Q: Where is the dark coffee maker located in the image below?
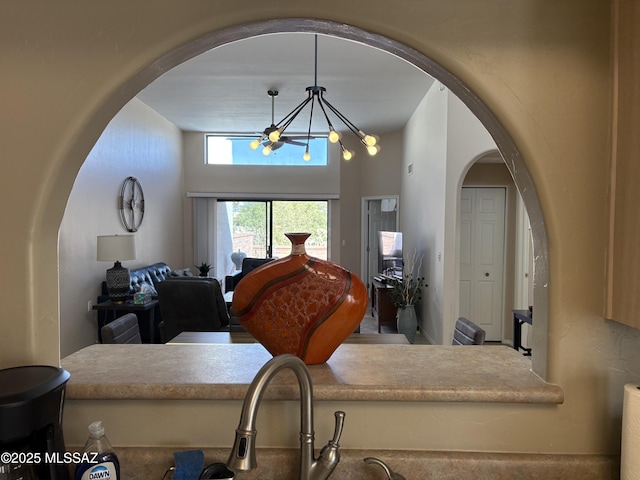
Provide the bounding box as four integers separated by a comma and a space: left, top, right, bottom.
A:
0, 365, 71, 480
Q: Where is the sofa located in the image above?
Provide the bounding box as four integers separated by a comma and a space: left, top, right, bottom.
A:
97, 262, 195, 343
224, 257, 274, 292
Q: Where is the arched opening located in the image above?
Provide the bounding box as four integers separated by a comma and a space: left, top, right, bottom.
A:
50, 19, 548, 377
456, 150, 531, 350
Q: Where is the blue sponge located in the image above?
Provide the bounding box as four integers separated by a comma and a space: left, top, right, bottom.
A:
173, 449, 205, 480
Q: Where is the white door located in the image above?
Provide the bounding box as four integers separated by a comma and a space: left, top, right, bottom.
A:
459, 187, 506, 341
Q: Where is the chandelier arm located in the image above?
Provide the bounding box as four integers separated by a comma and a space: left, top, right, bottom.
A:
252, 35, 378, 160
274, 94, 313, 134
305, 95, 316, 149
316, 97, 337, 131
321, 96, 364, 141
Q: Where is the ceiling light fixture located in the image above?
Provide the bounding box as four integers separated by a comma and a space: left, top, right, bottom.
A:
250, 90, 309, 155
249, 34, 380, 162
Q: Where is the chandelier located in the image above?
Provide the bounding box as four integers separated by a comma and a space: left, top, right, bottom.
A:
249, 34, 380, 161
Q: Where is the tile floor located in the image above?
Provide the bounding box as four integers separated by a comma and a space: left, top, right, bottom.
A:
359, 307, 430, 344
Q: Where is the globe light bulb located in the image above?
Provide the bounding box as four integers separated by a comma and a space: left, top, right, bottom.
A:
303, 151, 311, 161
262, 145, 272, 156
268, 129, 281, 142
249, 139, 261, 150
342, 149, 353, 161
367, 144, 380, 156
363, 134, 378, 146
328, 129, 340, 143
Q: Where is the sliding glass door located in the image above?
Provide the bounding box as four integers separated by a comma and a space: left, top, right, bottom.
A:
216, 200, 328, 275
222, 200, 272, 259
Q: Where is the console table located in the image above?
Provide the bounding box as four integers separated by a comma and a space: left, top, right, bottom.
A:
512, 309, 533, 356
371, 278, 398, 333
93, 299, 159, 344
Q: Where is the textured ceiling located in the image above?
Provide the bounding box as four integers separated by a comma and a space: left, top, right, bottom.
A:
136, 33, 435, 135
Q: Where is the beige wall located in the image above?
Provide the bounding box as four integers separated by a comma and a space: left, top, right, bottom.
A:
338, 130, 403, 276
3, 0, 640, 457
59, 99, 185, 356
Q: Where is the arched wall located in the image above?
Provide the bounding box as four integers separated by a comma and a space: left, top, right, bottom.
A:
3, 1, 625, 456
34, 19, 550, 374
454, 149, 523, 344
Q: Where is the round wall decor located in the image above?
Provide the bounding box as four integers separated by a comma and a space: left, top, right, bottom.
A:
118, 176, 144, 232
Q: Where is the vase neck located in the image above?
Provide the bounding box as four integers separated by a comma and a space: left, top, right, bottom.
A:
285, 233, 311, 256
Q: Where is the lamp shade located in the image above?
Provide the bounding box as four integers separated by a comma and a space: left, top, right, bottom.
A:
97, 235, 137, 262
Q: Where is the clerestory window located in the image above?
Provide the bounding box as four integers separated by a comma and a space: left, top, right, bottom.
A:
205, 134, 328, 166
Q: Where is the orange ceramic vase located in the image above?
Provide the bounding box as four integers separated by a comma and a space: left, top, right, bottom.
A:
232, 233, 368, 364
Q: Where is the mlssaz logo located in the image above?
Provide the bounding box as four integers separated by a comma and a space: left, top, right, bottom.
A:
88, 465, 111, 479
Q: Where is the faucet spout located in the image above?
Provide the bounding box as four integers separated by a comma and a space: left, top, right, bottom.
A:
227, 354, 344, 480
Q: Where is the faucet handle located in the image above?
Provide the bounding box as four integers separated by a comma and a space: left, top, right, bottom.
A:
315, 411, 345, 478
330, 411, 345, 446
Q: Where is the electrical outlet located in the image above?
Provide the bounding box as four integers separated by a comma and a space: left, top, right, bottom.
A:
87, 300, 93, 312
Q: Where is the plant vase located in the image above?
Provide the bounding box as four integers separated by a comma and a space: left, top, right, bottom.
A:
397, 305, 418, 344
232, 232, 368, 364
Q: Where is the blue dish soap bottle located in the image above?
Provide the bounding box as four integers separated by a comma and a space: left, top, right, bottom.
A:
74, 421, 120, 480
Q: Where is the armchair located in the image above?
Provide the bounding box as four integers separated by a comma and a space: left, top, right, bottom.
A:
156, 277, 230, 342
224, 257, 274, 292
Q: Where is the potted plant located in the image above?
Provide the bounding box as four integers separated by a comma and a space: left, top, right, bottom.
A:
195, 262, 211, 277
388, 252, 426, 343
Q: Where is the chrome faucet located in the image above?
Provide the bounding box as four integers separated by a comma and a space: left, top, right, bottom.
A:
227, 354, 345, 480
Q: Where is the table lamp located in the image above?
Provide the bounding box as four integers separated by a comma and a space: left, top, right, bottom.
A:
97, 234, 137, 303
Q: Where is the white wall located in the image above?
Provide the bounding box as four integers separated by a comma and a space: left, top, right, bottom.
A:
59, 99, 184, 356
401, 83, 448, 343
442, 91, 500, 342
401, 85, 497, 344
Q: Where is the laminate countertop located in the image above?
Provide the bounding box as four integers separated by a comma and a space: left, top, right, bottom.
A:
61, 343, 563, 404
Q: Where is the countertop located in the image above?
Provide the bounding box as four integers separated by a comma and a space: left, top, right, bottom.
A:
61, 343, 563, 404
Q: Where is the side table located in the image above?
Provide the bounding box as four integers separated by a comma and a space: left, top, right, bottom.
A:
512, 309, 533, 356
371, 279, 398, 333
93, 299, 160, 343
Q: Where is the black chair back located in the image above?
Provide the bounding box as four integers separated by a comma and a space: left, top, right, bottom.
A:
452, 317, 486, 345
156, 278, 230, 342
101, 313, 142, 344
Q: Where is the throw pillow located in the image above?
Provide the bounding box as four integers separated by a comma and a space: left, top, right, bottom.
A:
170, 268, 194, 277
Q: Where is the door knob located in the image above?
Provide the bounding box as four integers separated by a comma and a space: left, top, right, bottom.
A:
485, 272, 490, 277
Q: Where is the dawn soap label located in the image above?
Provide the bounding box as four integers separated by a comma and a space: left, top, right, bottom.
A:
78, 462, 118, 480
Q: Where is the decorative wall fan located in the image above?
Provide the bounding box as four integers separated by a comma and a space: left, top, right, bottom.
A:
251, 90, 312, 152
118, 176, 144, 232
